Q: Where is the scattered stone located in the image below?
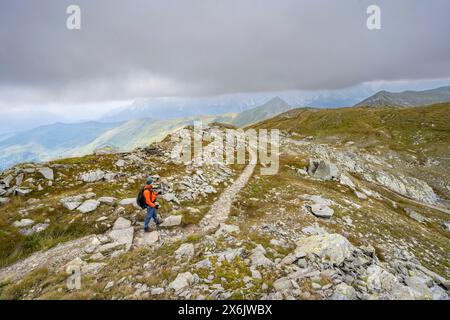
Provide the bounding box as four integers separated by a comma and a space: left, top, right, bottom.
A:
115, 159, 125, 167
159, 215, 182, 227
112, 217, 131, 230
150, 287, 165, 295
404, 208, 428, 223
60, 195, 84, 211
250, 245, 273, 267
169, 272, 195, 291
141, 231, 159, 245
308, 159, 340, 181
98, 197, 116, 206
77, 199, 100, 213
331, 283, 357, 300
13, 219, 34, 228
295, 233, 354, 266
38, 167, 54, 180
273, 277, 293, 291
215, 223, 240, 236
307, 204, 334, 218
196, 258, 212, 269
354, 191, 367, 200
119, 198, 138, 208
78, 170, 105, 183
175, 243, 195, 260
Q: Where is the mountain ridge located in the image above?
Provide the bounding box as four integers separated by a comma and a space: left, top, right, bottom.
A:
354, 86, 450, 107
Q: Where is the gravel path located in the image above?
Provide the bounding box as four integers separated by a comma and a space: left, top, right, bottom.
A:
0, 235, 96, 283
198, 164, 256, 233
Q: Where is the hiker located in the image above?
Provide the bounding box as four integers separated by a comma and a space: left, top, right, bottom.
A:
140, 178, 162, 232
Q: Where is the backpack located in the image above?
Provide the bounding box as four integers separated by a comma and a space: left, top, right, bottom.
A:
136, 187, 148, 209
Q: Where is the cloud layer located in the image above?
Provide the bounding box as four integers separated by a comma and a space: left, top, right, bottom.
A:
1, 0, 450, 107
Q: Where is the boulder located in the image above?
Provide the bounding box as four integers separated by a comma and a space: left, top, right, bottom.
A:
162, 193, 180, 204
195, 258, 212, 269
142, 231, 159, 245
77, 200, 100, 213
98, 197, 116, 206
13, 219, 35, 228
15, 174, 24, 186
339, 174, 356, 189
119, 198, 139, 208
115, 159, 125, 167
273, 277, 293, 291
38, 167, 54, 180
112, 217, 132, 230
307, 204, 334, 218
2, 175, 13, 188
308, 159, 340, 181
159, 215, 182, 227
250, 245, 274, 267
60, 195, 84, 211
78, 170, 105, 183
295, 233, 354, 266
108, 227, 134, 251
169, 272, 195, 291
331, 283, 357, 300
175, 243, 195, 260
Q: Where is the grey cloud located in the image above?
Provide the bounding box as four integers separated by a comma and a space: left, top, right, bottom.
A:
1, 0, 450, 106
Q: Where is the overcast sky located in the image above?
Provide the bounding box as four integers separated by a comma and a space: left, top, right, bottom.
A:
1, 0, 450, 116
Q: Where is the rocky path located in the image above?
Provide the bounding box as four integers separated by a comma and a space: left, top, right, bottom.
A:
0, 235, 96, 283
198, 164, 256, 233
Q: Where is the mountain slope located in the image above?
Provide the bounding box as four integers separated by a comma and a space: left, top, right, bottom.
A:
0, 122, 123, 170
354, 86, 450, 107
229, 96, 291, 127
0, 97, 290, 170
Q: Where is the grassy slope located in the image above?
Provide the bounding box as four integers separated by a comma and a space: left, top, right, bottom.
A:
252, 103, 450, 155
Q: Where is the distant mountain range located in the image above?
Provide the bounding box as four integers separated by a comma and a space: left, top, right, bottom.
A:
0, 97, 291, 170
354, 86, 450, 107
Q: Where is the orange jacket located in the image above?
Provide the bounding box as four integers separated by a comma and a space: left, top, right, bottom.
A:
143, 185, 158, 208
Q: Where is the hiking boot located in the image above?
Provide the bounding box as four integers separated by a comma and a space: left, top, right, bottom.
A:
156, 219, 163, 225
144, 227, 150, 233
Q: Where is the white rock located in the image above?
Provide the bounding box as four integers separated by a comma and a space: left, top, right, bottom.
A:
295, 233, 354, 266
108, 227, 134, 251
169, 272, 195, 291
98, 197, 116, 206
119, 198, 139, 208
273, 277, 293, 291
175, 243, 195, 260
60, 195, 84, 211
307, 204, 334, 218
78, 170, 105, 183
215, 223, 240, 236
13, 219, 35, 228
115, 159, 125, 167
141, 231, 159, 245
77, 200, 100, 213
331, 283, 357, 300
250, 245, 273, 267
160, 215, 182, 227
38, 167, 54, 180
112, 217, 131, 230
